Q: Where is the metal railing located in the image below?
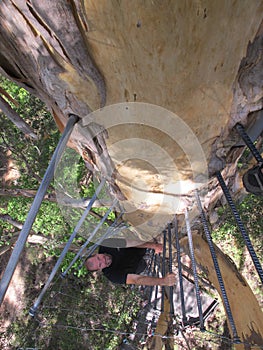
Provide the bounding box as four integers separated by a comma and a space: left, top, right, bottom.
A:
29, 178, 108, 316
0, 114, 79, 305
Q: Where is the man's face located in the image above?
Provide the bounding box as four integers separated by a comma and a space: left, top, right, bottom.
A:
86, 253, 112, 271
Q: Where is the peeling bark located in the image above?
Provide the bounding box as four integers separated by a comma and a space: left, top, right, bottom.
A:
0, 2, 262, 348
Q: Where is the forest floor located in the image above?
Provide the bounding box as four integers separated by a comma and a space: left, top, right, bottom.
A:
0, 250, 29, 348
0, 248, 58, 349
0, 200, 262, 350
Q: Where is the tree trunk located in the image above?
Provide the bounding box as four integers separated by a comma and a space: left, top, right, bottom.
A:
0, 1, 262, 348
0, 0, 262, 234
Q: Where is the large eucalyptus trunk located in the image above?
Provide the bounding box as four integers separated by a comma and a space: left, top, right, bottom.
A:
0, 1, 262, 348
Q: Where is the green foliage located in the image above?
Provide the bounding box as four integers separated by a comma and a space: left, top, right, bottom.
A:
212, 194, 263, 269
55, 147, 87, 198
60, 251, 88, 278
0, 76, 129, 349
237, 140, 262, 169
0, 196, 69, 253
1, 75, 262, 349
81, 180, 95, 198
0, 75, 60, 189
4, 266, 141, 350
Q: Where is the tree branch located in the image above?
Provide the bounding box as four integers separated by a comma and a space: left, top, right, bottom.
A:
0, 86, 19, 107
0, 230, 80, 256
0, 94, 38, 139
0, 214, 23, 229
0, 188, 114, 225
0, 188, 112, 207
0, 188, 53, 200
0, 132, 42, 184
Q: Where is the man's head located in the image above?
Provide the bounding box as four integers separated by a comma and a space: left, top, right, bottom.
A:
85, 253, 112, 271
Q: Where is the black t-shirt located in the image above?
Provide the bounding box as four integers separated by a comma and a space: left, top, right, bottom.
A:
98, 238, 147, 284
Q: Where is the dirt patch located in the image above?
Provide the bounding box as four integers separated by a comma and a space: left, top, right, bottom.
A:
0, 246, 56, 349
0, 150, 20, 188
0, 250, 29, 333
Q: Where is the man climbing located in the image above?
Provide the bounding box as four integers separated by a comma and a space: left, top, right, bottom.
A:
85, 238, 176, 286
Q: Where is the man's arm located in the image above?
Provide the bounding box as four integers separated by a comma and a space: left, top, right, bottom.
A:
126, 272, 176, 286
125, 240, 163, 254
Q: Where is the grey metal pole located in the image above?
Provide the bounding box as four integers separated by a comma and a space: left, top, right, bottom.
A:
29, 178, 106, 316
174, 215, 187, 325
168, 223, 174, 315
161, 230, 167, 313
153, 253, 161, 310
61, 199, 117, 277
0, 114, 79, 305
195, 190, 240, 343
148, 254, 157, 304
185, 209, 205, 331
140, 249, 155, 292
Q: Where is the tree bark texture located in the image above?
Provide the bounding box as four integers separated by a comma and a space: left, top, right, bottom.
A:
0, 1, 262, 236
0, 2, 262, 348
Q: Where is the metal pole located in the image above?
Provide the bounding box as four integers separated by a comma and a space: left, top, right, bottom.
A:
195, 190, 240, 342
168, 224, 174, 315
185, 209, 205, 331
161, 230, 167, 313
216, 171, 263, 284
143, 248, 155, 274
61, 199, 117, 277
235, 123, 263, 164
153, 253, 161, 310
80, 215, 126, 261
140, 248, 155, 292
150, 315, 156, 336
147, 249, 155, 276
0, 114, 79, 305
148, 254, 157, 304
174, 215, 187, 325
29, 178, 106, 316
